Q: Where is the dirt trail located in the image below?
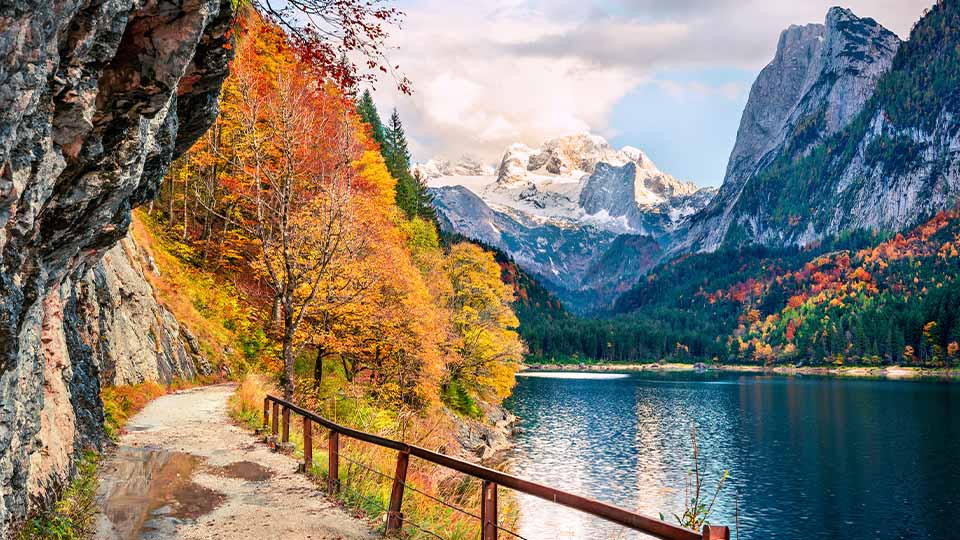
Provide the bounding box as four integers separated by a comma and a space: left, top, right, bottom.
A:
96, 384, 374, 540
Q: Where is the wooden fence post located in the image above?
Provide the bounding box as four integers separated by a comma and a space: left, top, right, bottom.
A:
702, 525, 730, 540
262, 398, 269, 428
303, 417, 312, 472
385, 449, 410, 535
281, 406, 290, 443
481, 480, 498, 540
328, 430, 339, 495
271, 402, 279, 435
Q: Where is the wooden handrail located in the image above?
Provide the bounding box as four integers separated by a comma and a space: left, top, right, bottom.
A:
264, 394, 728, 540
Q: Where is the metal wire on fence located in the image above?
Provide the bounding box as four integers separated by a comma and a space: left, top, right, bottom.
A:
264, 394, 729, 540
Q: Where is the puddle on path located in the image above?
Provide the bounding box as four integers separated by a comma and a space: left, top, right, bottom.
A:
96, 447, 225, 540
209, 460, 274, 482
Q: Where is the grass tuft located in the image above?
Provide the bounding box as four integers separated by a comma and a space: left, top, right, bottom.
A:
17, 452, 100, 540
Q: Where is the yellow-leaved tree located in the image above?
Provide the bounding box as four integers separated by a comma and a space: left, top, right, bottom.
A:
445, 243, 524, 400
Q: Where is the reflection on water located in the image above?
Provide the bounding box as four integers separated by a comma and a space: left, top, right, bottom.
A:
504, 371, 960, 540
517, 372, 632, 380
96, 447, 225, 540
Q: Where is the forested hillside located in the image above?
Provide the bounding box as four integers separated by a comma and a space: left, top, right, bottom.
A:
732, 210, 960, 365
528, 209, 960, 367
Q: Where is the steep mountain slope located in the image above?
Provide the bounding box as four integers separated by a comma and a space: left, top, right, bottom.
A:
425, 134, 715, 311
534, 206, 960, 366
680, 6, 902, 252
431, 184, 657, 310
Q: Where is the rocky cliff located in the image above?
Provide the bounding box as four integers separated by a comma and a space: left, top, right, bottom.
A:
0, 0, 233, 532
76, 231, 212, 387
680, 2, 960, 252
680, 7, 901, 252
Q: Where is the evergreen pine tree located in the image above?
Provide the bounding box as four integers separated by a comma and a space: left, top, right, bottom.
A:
383, 108, 417, 217
355, 101, 438, 221
893, 331, 906, 366
884, 322, 895, 363
384, 109, 411, 173
355, 89, 386, 147
412, 168, 437, 222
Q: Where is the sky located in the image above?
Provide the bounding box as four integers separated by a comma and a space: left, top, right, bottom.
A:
373, 0, 934, 186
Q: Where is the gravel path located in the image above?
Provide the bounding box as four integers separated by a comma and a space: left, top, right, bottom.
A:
96, 384, 374, 540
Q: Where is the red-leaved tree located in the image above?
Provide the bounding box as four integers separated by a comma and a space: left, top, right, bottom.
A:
252, 0, 411, 94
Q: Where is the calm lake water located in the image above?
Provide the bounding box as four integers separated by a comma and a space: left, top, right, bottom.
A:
503, 371, 960, 540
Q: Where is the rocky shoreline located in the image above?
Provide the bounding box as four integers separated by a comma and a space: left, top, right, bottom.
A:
453, 401, 520, 463
523, 362, 960, 380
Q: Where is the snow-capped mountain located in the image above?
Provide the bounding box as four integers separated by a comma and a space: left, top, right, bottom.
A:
423, 133, 717, 311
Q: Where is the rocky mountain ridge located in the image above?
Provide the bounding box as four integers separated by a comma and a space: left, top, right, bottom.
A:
0, 0, 233, 532
679, 6, 912, 252
424, 134, 716, 310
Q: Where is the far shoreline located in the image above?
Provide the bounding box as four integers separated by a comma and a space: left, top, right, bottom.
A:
521, 362, 960, 380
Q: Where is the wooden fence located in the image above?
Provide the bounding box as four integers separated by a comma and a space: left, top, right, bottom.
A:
264, 394, 730, 540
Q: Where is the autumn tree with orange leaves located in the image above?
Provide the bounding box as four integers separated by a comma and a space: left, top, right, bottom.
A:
157, 10, 521, 412
215, 20, 380, 398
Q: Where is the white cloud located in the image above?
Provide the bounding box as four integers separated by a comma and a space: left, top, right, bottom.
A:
373, 0, 643, 162
375, 0, 934, 165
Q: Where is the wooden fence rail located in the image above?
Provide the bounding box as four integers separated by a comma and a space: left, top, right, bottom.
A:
263, 394, 730, 540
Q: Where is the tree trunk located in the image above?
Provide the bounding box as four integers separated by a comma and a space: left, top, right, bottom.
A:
268, 296, 281, 331
342, 356, 355, 382
281, 302, 296, 400
313, 344, 324, 384
182, 173, 189, 240
168, 175, 175, 222
282, 335, 295, 400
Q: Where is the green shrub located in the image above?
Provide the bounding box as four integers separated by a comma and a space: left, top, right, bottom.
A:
18, 452, 99, 540
441, 380, 482, 419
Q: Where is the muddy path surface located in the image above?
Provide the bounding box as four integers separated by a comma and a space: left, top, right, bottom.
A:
96, 384, 373, 540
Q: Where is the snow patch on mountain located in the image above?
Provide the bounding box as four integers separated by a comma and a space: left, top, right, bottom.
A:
422, 133, 713, 235
423, 133, 716, 311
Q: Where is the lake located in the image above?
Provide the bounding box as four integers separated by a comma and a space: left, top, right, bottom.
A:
503, 371, 960, 540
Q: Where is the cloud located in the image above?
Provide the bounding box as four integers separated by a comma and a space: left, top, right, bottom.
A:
376, 0, 644, 161
505, 0, 930, 71
376, 0, 933, 165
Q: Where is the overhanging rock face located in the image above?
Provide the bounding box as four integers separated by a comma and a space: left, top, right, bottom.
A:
0, 0, 233, 532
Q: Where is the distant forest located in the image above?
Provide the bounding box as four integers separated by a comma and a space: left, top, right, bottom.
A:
518, 212, 960, 368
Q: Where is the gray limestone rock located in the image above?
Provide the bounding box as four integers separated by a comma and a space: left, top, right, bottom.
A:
683, 7, 901, 252
0, 0, 233, 532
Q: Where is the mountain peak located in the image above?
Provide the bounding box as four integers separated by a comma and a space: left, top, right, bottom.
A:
681, 5, 900, 252
425, 131, 717, 310
493, 132, 657, 188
